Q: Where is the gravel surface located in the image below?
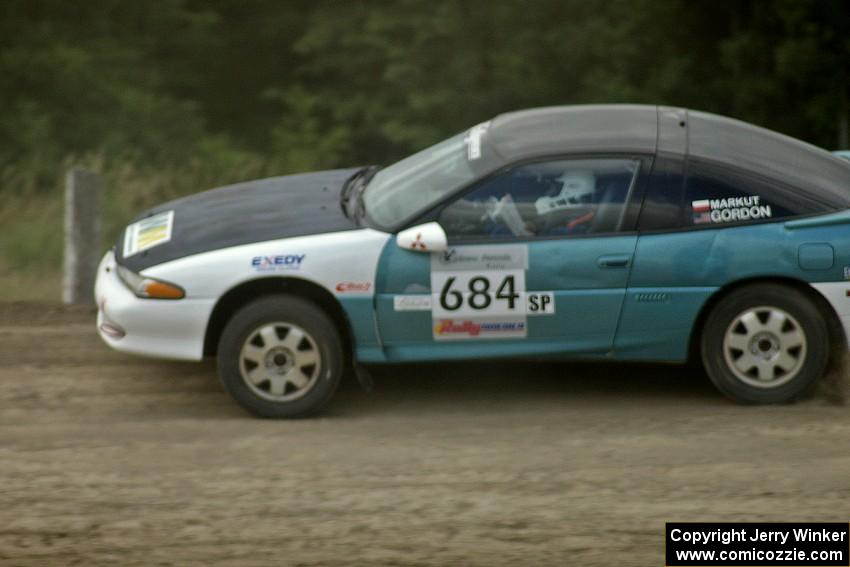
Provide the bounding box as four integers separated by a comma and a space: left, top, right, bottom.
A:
1, 303, 848, 566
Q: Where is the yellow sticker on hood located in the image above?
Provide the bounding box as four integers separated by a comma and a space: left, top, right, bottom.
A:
123, 211, 174, 257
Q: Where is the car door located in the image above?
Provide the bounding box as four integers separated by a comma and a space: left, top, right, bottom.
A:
373, 156, 649, 362
616, 155, 835, 362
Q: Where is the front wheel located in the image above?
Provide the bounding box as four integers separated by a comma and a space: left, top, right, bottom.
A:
217, 295, 344, 418
701, 284, 829, 404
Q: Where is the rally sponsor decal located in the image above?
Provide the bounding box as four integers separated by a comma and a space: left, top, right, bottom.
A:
251, 253, 305, 272
464, 121, 491, 161
433, 318, 527, 340
435, 245, 528, 271
426, 245, 553, 340
394, 295, 432, 311
410, 232, 428, 250
691, 195, 772, 225
123, 211, 174, 257
335, 281, 371, 293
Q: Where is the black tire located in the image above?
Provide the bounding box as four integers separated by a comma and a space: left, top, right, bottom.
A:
217, 295, 344, 418
701, 283, 829, 404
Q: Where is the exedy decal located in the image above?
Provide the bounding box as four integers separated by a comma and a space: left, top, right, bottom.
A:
692, 196, 772, 224
251, 254, 305, 271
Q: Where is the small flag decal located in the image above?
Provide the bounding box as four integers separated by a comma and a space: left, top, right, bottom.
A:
691, 199, 711, 213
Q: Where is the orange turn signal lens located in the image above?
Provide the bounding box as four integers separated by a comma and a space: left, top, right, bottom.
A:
116, 264, 185, 300
143, 281, 185, 299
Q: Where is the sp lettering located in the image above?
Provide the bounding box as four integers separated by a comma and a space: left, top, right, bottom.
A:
527, 292, 555, 315
251, 254, 306, 271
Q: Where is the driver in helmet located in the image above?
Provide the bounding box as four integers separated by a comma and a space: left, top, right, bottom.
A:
533, 169, 597, 235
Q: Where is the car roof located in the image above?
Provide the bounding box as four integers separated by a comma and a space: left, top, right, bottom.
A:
487, 104, 850, 206
687, 110, 850, 205
488, 104, 659, 159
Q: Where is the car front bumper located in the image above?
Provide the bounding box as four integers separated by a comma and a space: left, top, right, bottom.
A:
94, 251, 215, 361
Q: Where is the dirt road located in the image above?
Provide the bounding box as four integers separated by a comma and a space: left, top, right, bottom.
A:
1, 303, 848, 566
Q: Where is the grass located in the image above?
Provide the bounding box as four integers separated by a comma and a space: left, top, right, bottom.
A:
0, 192, 64, 302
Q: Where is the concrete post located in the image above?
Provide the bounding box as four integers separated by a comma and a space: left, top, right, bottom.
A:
63, 168, 102, 305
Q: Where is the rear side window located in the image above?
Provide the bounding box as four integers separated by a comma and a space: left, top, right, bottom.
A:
638, 157, 833, 231
684, 160, 826, 226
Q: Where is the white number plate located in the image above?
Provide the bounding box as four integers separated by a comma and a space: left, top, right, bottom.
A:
431, 270, 525, 318
428, 245, 553, 341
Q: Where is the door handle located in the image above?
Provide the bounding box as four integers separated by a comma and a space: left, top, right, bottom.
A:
597, 254, 631, 268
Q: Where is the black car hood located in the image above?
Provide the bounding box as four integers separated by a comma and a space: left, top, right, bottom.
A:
117, 168, 362, 272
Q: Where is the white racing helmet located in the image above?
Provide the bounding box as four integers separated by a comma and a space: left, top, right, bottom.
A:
535, 169, 596, 215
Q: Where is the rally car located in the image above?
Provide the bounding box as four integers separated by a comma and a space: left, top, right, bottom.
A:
95, 104, 850, 418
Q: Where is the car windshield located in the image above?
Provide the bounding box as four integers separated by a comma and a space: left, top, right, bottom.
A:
363, 126, 499, 229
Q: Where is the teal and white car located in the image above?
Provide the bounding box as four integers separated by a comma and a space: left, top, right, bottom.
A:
96, 104, 850, 417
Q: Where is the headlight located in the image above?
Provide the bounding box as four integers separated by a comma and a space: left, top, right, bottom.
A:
115, 264, 185, 299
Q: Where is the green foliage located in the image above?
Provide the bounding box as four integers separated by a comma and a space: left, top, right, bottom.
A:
1, 0, 850, 297
3, 0, 849, 182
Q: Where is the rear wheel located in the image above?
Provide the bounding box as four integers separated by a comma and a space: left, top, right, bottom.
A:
701, 284, 829, 403
217, 295, 344, 418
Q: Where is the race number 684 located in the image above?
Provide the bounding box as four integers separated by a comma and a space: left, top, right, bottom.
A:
439, 274, 519, 311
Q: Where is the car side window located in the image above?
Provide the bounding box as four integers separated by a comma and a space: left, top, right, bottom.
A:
684, 160, 826, 227
438, 158, 639, 241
